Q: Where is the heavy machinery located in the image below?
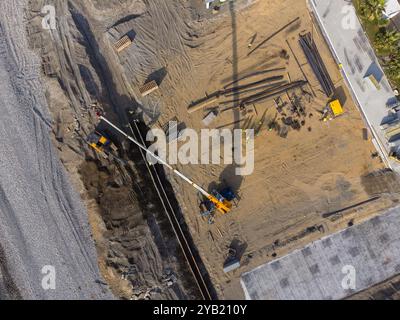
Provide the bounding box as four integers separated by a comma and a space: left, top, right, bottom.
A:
87, 131, 111, 153
389, 149, 400, 163
99, 116, 235, 215
321, 99, 344, 121
200, 188, 236, 223
87, 131, 118, 158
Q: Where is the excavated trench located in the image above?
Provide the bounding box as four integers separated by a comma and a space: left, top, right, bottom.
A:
79, 112, 216, 299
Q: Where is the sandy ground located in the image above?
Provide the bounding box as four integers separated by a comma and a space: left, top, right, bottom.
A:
0, 0, 112, 299
148, 0, 400, 299
20, 0, 400, 300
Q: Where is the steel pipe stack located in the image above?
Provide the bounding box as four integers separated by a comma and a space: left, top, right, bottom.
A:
299, 33, 335, 97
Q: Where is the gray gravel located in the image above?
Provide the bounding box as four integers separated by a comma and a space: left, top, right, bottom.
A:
0, 0, 113, 299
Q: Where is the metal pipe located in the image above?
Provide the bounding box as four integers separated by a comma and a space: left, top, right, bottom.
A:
241, 80, 307, 106
224, 80, 288, 98
223, 67, 286, 89
224, 75, 285, 94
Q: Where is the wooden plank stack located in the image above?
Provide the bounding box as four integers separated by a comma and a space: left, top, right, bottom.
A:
114, 35, 132, 53
139, 80, 159, 97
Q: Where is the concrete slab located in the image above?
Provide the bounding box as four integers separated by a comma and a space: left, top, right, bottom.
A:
241, 205, 400, 300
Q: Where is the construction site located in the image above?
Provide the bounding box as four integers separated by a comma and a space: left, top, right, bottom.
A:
2, 0, 400, 300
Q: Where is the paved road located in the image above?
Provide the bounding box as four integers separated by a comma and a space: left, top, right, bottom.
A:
0, 0, 112, 299
309, 0, 399, 170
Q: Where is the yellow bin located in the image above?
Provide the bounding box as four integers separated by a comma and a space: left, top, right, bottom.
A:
329, 100, 344, 117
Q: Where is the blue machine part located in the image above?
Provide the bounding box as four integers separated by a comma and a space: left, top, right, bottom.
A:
200, 200, 215, 217
212, 190, 225, 202
220, 187, 236, 201
200, 187, 236, 223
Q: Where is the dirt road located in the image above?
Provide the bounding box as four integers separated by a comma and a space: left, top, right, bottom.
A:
0, 0, 112, 299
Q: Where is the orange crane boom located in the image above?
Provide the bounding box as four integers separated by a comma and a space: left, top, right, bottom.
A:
99, 116, 232, 214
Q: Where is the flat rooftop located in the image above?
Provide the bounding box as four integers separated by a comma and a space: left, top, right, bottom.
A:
241, 205, 400, 300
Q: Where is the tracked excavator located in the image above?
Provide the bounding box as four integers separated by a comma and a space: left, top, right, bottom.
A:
87, 131, 119, 158
98, 116, 235, 215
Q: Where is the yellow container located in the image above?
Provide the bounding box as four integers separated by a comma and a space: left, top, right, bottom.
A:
329, 100, 344, 117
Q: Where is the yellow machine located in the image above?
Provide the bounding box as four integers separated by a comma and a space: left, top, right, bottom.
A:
322, 99, 344, 121
389, 150, 400, 163
99, 116, 234, 215
87, 132, 110, 153
87, 131, 119, 160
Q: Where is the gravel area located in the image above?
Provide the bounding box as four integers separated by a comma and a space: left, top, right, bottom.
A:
0, 0, 113, 299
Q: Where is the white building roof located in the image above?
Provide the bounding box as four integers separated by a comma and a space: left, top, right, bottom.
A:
385, 0, 400, 19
